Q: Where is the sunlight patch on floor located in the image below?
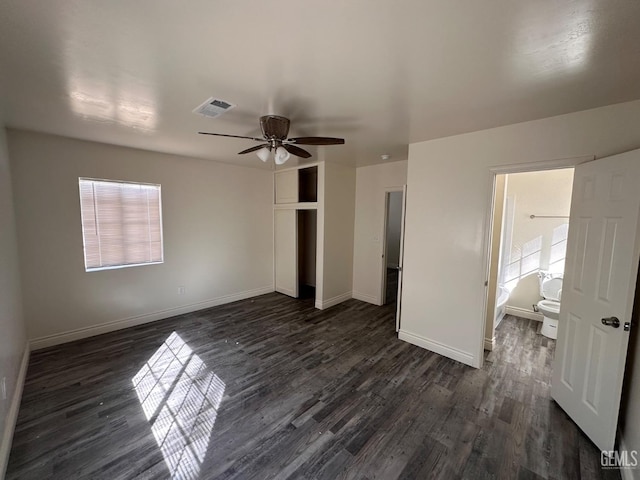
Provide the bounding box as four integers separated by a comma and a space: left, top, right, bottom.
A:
132, 332, 225, 479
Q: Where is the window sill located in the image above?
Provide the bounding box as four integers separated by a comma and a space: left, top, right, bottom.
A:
85, 261, 164, 272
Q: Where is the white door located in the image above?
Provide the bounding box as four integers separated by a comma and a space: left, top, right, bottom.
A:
551, 149, 640, 452
396, 186, 407, 332
274, 209, 299, 298
274, 170, 299, 204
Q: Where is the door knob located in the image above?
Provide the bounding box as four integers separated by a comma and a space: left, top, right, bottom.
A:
601, 317, 620, 328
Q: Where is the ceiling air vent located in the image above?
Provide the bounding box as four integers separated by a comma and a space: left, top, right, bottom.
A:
192, 97, 235, 118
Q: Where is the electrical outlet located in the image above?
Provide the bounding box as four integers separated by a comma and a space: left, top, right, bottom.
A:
178, 286, 186, 295
1, 377, 6, 400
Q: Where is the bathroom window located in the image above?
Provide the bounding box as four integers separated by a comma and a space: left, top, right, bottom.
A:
549, 223, 569, 273
504, 236, 542, 290
78, 178, 164, 271
520, 236, 542, 275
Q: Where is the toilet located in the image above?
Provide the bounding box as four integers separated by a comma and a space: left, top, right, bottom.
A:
537, 271, 563, 339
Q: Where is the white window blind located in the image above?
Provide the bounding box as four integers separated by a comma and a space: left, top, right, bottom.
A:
79, 178, 163, 271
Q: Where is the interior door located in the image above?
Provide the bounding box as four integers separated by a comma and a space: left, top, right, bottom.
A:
274, 209, 299, 298
396, 185, 407, 332
551, 149, 640, 452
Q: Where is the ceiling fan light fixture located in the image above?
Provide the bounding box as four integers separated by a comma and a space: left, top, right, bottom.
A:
256, 146, 271, 162
274, 146, 290, 165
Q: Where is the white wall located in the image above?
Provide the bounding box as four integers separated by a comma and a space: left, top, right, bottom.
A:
385, 192, 403, 268
8, 130, 274, 346
0, 125, 27, 477
321, 162, 356, 306
401, 99, 640, 368
505, 168, 574, 313
352, 160, 408, 304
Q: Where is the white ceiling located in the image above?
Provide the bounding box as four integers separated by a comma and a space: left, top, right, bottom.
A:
1, 1, 640, 169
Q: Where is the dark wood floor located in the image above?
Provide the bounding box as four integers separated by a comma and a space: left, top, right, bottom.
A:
7, 294, 620, 480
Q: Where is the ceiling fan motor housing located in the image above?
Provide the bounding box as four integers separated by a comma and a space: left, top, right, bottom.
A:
260, 115, 290, 140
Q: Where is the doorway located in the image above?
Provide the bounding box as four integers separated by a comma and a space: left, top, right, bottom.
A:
481, 151, 640, 452
381, 187, 406, 331
485, 168, 574, 351
297, 209, 317, 300
383, 191, 403, 304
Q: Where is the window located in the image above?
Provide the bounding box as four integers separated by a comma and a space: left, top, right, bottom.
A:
549, 223, 569, 273
503, 236, 542, 291
79, 178, 163, 271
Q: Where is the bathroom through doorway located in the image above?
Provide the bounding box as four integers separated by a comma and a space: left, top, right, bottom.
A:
484, 168, 575, 354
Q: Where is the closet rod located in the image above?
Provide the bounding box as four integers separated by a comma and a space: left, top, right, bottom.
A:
529, 214, 570, 219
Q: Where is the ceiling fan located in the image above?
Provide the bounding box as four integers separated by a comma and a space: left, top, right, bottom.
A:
198, 115, 345, 165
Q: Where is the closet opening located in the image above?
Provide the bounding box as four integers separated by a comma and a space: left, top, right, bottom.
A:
298, 166, 318, 203
297, 209, 317, 300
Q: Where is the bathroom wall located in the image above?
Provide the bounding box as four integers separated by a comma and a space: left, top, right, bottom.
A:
504, 168, 574, 316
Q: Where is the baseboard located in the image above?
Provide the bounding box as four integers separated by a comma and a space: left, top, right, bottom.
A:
398, 329, 475, 367
0, 342, 30, 479
316, 292, 352, 310
619, 433, 637, 480
351, 291, 379, 305
484, 336, 496, 351
30, 286, 274, 350
505, 306, 543, 322
275, 287, 297, 298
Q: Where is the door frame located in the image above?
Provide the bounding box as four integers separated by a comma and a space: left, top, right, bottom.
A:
380, 186, 406, 306
478, 156, 594, 365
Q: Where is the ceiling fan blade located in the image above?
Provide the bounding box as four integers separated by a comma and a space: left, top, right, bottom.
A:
198, 132, 265, 142
287, 136, 345, 145
238, 144, 270, 155
283, 144, 312, 158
